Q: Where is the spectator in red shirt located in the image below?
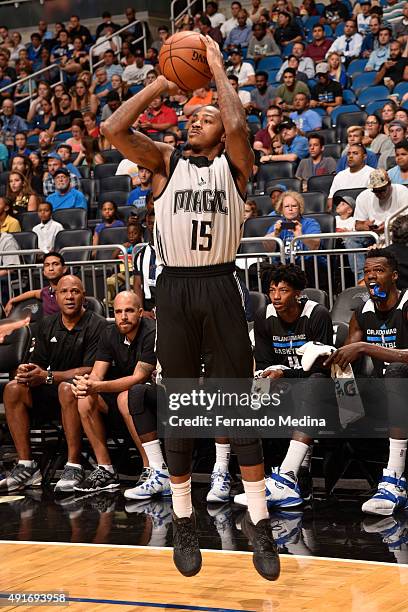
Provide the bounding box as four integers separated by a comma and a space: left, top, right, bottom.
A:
253, 105, 283, 155
304, 24, 333, 64
137, 96, 178, 134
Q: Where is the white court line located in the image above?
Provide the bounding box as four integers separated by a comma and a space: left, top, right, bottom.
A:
1, 539, 407, 569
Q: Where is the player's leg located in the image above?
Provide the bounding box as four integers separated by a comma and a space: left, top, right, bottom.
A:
54, 382, 85, 493
202, 270, 280, 580
75, 393, 120, 491
121, 386, 171, 500
206, 437, 232, 503
0, 381, 41, 491
363, 363, 408, 515
155, 270, 203, 576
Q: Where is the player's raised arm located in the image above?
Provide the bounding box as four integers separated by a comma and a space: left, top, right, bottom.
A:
201, 35, 254, 192
101, 76, 178, 179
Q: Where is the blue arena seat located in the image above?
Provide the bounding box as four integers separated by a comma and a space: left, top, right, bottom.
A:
257, 56, 282, 71
342, 89, 356, 105
393, 82, 408, 98
347, 59, 368, 77
330, 105, 361, 127
352, 72, 377, 94
358, 86, 389, 107
365, 99, 391, 116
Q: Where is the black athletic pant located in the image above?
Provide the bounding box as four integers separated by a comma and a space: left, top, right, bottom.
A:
155, 263, 263, 476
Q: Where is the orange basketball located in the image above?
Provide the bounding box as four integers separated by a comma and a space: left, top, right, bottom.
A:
159, 31, 212, 92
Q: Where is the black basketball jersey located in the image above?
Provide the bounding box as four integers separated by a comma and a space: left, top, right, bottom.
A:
254, 298, 334, 372
355, 290, 408, 376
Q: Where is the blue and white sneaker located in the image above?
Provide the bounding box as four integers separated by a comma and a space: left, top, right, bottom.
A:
124, 465, 171, 500
233, 468, 303, 509
206, 469, 232, 503
270, 510, 303, 549
363, 515, 408, 549
362, 469, 408, 516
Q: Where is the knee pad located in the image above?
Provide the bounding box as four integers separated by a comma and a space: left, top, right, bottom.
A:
164, 438, 194, 476
231, 437, 263, 467
128, 384, 158, 436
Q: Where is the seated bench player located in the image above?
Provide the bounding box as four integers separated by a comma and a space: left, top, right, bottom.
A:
0, 276, 107, 492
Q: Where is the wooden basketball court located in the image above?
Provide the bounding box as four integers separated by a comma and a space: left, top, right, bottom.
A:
1, 541, 408, 611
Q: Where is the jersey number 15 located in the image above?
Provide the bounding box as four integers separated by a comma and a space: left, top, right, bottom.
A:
191, 220, 213, 251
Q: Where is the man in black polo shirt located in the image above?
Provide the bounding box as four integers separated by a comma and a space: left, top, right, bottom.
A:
72, 291, 167, 493
0, 276, 107, 492
375, 40, 408, 89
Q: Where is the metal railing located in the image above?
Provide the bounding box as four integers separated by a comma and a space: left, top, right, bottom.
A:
237, 236, 285, 292
289, 231, 380, 309
0, 62, 64, 110
0, 245, 130, 319
170, 0, 206, 33
89, 20, 148, 73
384, 202, 408, 246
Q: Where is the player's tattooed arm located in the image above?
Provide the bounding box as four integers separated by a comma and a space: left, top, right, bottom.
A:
200, 35, 254, 192
101, 76, 177, 176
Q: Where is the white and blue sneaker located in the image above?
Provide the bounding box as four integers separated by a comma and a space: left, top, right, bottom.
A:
270, 510, 304, 549
124, 465, 171, 500
362, 469, 408, 516
206, 469, 232, 503
233, 468, 303, 509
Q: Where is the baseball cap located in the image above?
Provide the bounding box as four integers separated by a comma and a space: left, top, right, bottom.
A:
54, 167, 70, 178
389, 120, 407, 130
367, 168, 390, 190
47, 152, 62, 161
334, 195, 356, 211
277, 119, 297, 132
229, 46, 242, 55
269, 183, 288, 195
315, 62, 329, 75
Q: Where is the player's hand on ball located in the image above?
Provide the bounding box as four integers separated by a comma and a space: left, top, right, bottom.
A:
199, 35, 223, 72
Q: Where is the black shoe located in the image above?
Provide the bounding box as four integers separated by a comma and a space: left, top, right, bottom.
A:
241, 512, 280, 581
298, 466, 313, 502
172, 513, 202, 577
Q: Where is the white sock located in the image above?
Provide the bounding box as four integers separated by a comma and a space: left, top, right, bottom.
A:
214, 442, 230, 472
280, 440, 310, 477
143, 439, 165, 469
98, 464, 114, 474
301, 444, 313, 471
171, 478, 192, 518
66, 462, 82, 469
387, 438, 407, 477
19, 460, 35, 468
242, 479, 269, 524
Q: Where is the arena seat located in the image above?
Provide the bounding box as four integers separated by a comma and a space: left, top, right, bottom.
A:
347, 58, 368, 77
358, 86, 389, 108
0, 325, 31, 373
352, 72, 377, 94
11, 297, 43, 324
330, 105, 361, 127
20, 211, 40, 232
333, 321, 349, 348
53, 208, 87, 230
301, 288, 329, 307
248, 291, 268, 317
78, 166, 90, 179
307, 174, 334, 195
335, 111, 367, 142
252, 195, 273, 216
54, 229, 92, 261
332, 187, 366, 202
13, 231, 38, 263
84, 296, 104, 316
342, 90, 357, 105
265, 178, 301, 193
330, 286, 369, 323
98, 190, 130, 207
318, 128, 336, 144
101, 150, 124, 164
257, 162, 295, 191
117, 206, 139, 222
79, 178, 97, 209
365, 100, 391, 116
97, 226, 129, 260
302, 192, 327, 214
243, 216, 275, 239
323, 143, 342, 159
94, 163, 120, 180
100, 175, 132, 192
257, 56, 282, 71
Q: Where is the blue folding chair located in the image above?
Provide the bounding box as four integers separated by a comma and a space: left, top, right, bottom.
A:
358, 86, 389, 107
304, 16, 320, 31
267, 69, 279, 83
335, 22, 345, 37
331, 104, 361, 127
347, 59, 368, 77
393, 82, 408, 99
257, 56, 282, 71
352, 72, 377, 94
316, 3, 325, 15
342, 89, 356, 104
365, 99, 391, 116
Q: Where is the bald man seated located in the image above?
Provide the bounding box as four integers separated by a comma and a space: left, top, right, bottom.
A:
0, 276, 108, 493
71, 291, 168, 494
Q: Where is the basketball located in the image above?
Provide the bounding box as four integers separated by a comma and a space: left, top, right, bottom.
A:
159, 31, 212, 92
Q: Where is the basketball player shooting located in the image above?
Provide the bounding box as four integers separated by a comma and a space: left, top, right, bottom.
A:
102, 35, 280, 581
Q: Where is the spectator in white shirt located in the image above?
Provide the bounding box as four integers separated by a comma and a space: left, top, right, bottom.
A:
94, 23, 122, 60
326, 19, 363, 62
221, 1, 251, 37
32, 202, 64, 253
122, 50, 152, 86
328, 143, 373, 210
357, 1, 372, 35
205, 1, 226, 29
276, 41, 315, 80
226, 47, 256, 86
